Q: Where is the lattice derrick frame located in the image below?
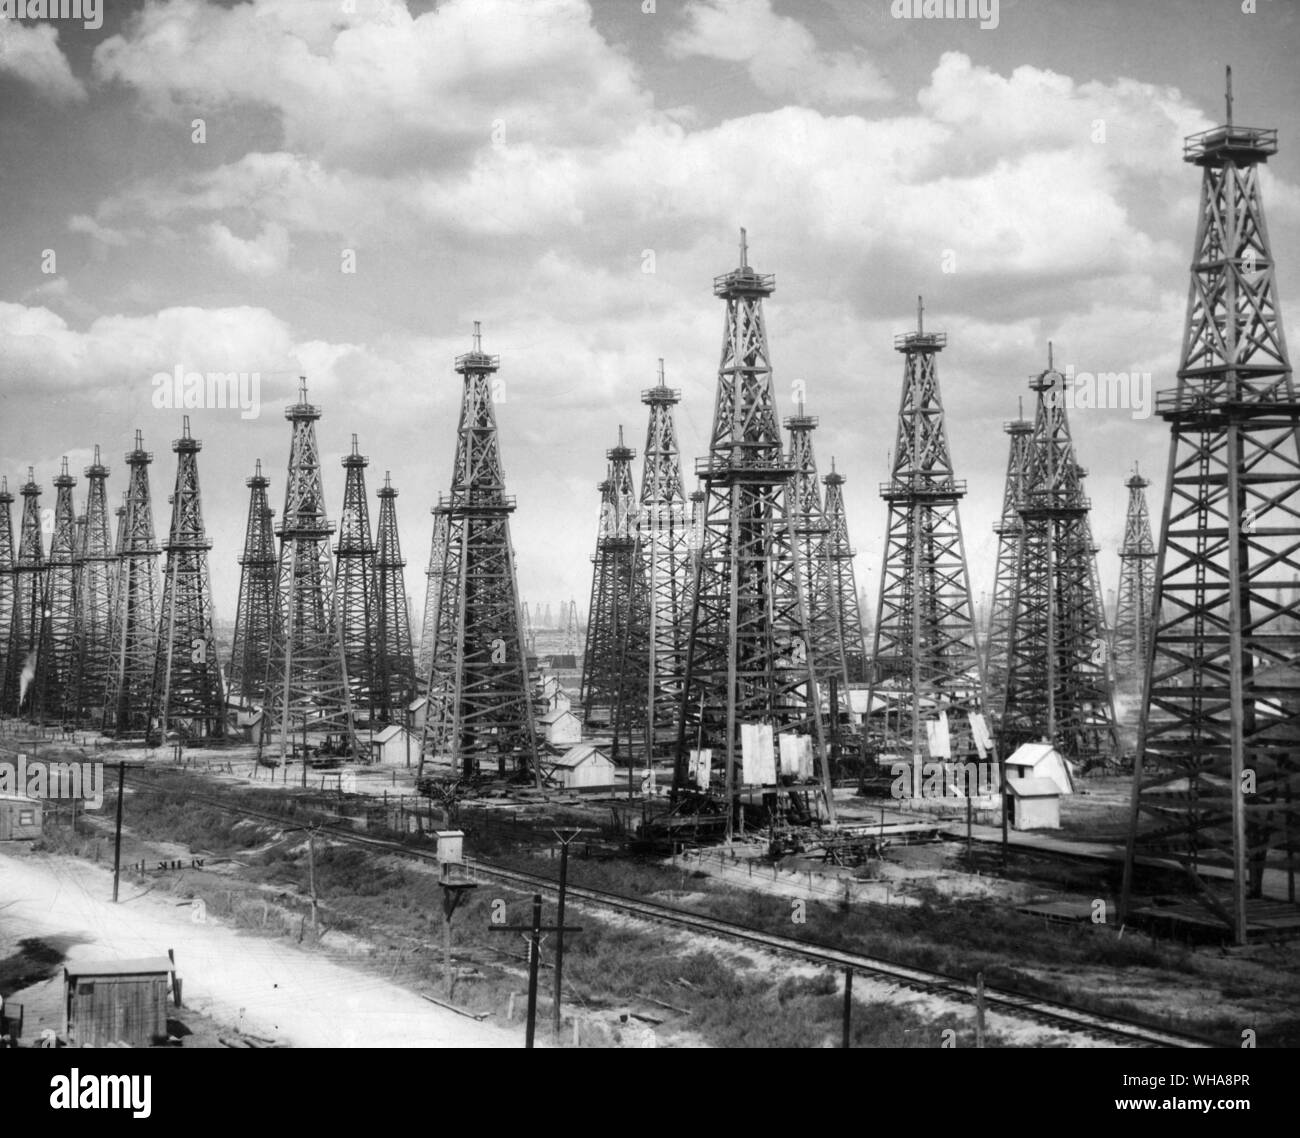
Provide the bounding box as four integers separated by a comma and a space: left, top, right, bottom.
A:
71, 450, 115, 722
822, 469, 868, 685
227, 461, 278, 708
417, 507, 450, 691
1001, 370, 1119, 765
985, 418, 1034, 711
673, 234, 832, 817
336, 436, 377, 717
5, 474, 45, 716
106, 435, 161, 735
267, 385, 357, 759
868, 322, 987, 760
421, 330, 538, 784
31, 461, 78, 722
371, 475, 416, 724
150, 421, 224, 740
1124, 116, 1299, 942
1113, 471, 1158, 675
0, 480, 14, 711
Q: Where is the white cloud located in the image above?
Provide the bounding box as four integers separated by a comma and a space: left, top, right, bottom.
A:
203, 220, 291, 277
667, 0, 892, 106
0, 18, 87, 102
68, 214, 131, 247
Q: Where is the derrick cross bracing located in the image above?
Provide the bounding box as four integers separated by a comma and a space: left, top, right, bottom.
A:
1000, 349, 1120, 768
73, 447, 116, 725
417, 507, 450, 693
150, 417, 224, 741
105, 432, 161, 736
1112, 465, 1157, 682
371, 472, 416, 725
228, 460, 279, 710
867, 299, 991, 766
673, 229, 835, 829
1122, 73, 1300, 945
5, 471, 45, 717
265, 380, 358, 763
0, 478, 14, 711
580, 427, 642, 727
33, 459, 78, 723
822, 461, 869, 686
985, 401, 1034, 711
613, 361, 691, 766
785, 402, 851, 719
562, 599, 581, 657
419, 323, 539, 784
337, 434, 377, 719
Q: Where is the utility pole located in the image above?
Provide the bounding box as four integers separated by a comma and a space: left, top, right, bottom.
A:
552, 827, 584, 1037
488, 892, 581, 1049
111, 761, 125, 902
842, 968, 853, 1048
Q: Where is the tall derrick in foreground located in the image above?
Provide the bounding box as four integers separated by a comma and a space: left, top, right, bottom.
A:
33, 459, 78, 722
0, 479, 14, 710
420, 324, 538, 783
150, 418, 224, 740
417, 507, 450, 691
580, 428, 641, 724
1122, 76, 1300, 944
5, 471, 45, 716
822, 460, 869, 686
673, 230, 833, 825
73, 448, 116, 723
265, 381, 357, 761
785, 403, 846, 714
615, 361, 691, 762
1112, 465, 1157, 681
984, 402, 1034, 710
228, 461, 278, 709
867, 301, 990, 763
1000, 350, 1119, 766
371, 472, 416, 724
336, 435, 377, 718
106, 433, 160, 735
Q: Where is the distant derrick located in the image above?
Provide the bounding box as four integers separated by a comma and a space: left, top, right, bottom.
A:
106, 433, 160, 736
73, 448, 116, 724
150, 417, 224, 740
33, 459, 78, 722
868, 301, 990, 764
228, 460, 279, 709
984, 401, 1034, 709
0, 479, 14, 710
371, 472, 416, 724
417, 507, 450, 692
1111, 466, 1157, 681
6, 471, 45, 716
821, 461, 868, 687
420, 324, 538, 782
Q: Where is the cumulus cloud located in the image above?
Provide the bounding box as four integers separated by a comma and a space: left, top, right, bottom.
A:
203, 220, 291, 277
0, 18, 87, 102
667, 0, 892, 106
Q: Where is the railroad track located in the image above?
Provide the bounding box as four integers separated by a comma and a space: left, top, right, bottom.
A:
121, 772, 1217, 1049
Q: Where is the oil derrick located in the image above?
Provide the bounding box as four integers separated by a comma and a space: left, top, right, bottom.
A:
416, 507, 450, 692
615, 361, 691, 762
0, 479, 13, 710
1000, 349, 1119, 767
984, 401, 1034, 709
580, 427, 642, 726
72, 447, 116, 723
867, 300, 989, 764
32, 459, 78, 722
674, 230, 833, 825
685, 487, 706, 608
420, 324, 538, 783
336, 434, 377, 719
106, 432, 161, 736
822, 460, 869, 685
266, 380, 356, 761
520, 601, 536, 656
542, 603, 553, 629
562, 600, 580, 657
371, 472, 416, 724
1122, 75, 1300, 944
146, 418, 223, 740
4, 472, 44, 716
228, 460, 278, 709
1112, 465, 1156, 682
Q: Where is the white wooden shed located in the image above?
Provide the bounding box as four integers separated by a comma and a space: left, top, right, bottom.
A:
550, 744, 615, 790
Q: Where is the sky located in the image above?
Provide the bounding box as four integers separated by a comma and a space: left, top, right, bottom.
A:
1, 0, 1297, 633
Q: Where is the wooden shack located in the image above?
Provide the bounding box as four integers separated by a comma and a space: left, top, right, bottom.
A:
0, 794, 42, 840
64, 957, 174, 1048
